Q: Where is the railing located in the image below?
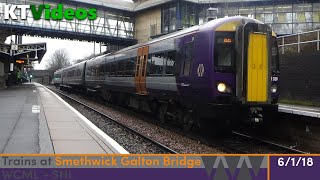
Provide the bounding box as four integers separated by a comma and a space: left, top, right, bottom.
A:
278, 29, 320, 54
0, 0, 135, 41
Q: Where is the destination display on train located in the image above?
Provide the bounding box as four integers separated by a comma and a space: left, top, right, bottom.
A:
217, 37, 234, 44
0, 155, 318, 180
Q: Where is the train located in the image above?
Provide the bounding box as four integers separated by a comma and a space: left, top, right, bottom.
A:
53, 16, 280, 134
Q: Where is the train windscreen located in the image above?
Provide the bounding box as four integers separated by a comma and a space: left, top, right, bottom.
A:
214, 32, 235, 72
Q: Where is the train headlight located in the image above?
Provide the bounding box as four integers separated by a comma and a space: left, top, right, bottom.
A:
271, 85, 277, 93
217, 83, 227, 93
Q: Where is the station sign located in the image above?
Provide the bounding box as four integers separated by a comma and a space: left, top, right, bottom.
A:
0, 155, 318, 180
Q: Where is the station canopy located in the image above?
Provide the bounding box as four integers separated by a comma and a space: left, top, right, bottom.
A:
0, 43, 47, 63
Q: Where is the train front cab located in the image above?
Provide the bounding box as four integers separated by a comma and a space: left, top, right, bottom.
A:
238, 23, 279, 125
201, 20, 279, 130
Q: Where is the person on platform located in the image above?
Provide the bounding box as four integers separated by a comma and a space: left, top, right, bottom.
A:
17, 69, 22, 85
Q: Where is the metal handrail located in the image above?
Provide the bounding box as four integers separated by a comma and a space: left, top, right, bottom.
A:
277, 29, 320, 54
278, 29, 320, 38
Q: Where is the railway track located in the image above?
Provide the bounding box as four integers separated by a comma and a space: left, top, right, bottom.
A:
48, 87, 178, 154
229, 131, 308, 154
48, 86, 309, 154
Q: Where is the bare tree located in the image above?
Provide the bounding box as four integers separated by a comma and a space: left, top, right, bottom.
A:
45, 49, 71, 71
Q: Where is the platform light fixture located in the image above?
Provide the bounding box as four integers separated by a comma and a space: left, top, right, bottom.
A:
16, 60, 24, 64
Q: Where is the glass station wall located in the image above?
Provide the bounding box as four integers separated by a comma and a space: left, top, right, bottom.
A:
161, 2, 198, 34
198, 2, 320, 35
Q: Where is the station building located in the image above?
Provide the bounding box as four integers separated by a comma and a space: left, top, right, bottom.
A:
1, 0, 319, 88
132, 0, 320, 43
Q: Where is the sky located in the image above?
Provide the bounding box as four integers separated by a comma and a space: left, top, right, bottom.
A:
4, 0, 133, 70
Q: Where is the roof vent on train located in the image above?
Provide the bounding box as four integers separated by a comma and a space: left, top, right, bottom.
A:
206, 8, 219, 22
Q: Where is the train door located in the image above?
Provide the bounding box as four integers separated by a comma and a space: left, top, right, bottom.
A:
135, 46, 149, 95
178, 36, 195, 98
247, 33, 268, 102
238, 23, 272, 104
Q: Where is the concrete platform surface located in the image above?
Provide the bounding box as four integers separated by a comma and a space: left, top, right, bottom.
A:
0, 83, 128, 154
279, 104, 320, 118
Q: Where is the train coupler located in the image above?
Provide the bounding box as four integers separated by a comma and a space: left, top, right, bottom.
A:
249, 107, 263, 124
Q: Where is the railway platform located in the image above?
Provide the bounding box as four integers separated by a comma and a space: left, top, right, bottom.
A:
279, 104, 320, 118
0, 83, 128, 154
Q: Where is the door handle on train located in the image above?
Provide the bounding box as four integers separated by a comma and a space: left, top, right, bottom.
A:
181, 83, 190, 87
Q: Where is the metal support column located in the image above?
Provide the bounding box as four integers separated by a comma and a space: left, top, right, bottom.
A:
282, 37, 285, 54
94, 42, 96, 55
317, 30, 319, 51
298, 34, 300, 53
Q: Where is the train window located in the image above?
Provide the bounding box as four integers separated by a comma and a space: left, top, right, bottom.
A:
114, 63, 119, 76
125, 60, 135, 76
119, 61, 126, 77
104, 63, 109, 76
99, 64, 105, 77
166, 51, 176, 75
110, 63, 116, 76
216, 47, 232, 66
183, 41, 193, 76
149, 53, 165, 76
214, 33, 235, 71
87, 66, 91, 77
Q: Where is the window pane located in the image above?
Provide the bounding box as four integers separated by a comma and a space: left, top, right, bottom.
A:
255, 14, 264, 22
166, 51, 176, 75
255, 14, 274, 23
239, 7, 255, 18
292, 23, 313, 33
264, 14, 274, 23
148, 54, 164, 75
221, 7, 238, 16
293, 4, 312, 12
183, 61, 191, 76
273, 23, 293, 34
183, 42, 193, 76
256, 6, 274, 13
274, 13, 292, 23
313, 11, 320, 22
293, 12, 312, 22
125, 59, 135, 76
275, 5, 292, 13
313, 23, 320, 29
216, 47, 232, 67
169, 7, 176, 31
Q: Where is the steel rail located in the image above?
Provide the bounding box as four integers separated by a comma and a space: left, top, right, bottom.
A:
48, 87, 179, 154
232, 131, 309, 154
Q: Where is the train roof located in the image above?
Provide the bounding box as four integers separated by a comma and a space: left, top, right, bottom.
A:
116, 16, 264, 54
53, 16, 273, 73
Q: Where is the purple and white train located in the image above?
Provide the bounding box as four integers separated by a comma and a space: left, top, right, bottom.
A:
54, 16, 280, 133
